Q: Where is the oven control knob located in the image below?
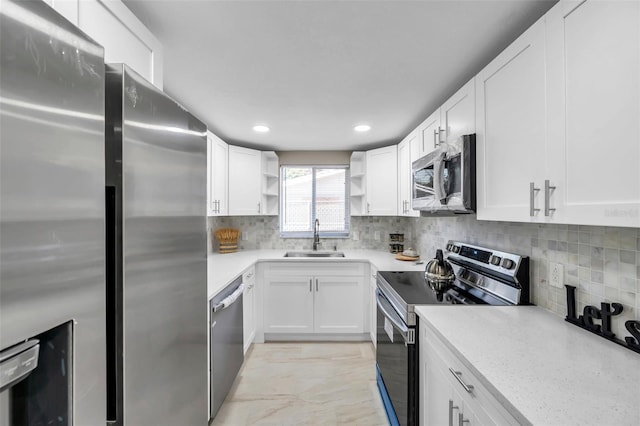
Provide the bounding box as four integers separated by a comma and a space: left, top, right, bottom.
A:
501, 258, 515, 270
452, 246, 460, 253
446, 244, 452, 251
490, 255, 501, 266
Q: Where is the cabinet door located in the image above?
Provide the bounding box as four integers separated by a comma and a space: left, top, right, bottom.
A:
475, 18, 547, 223
242, 280, 254, 354
350, 152, 367, 216
314, 276, 364, 333
263, 276, 314, 333
206, 134, 215, 216
369, 267, 378, 345
418, 109, 441, 155
398, 134, 420, 217
423, 351, 453, 425
365, 146, 398, 216
228, 145, 262, 216
211, 133, 229, 216
441, 78, 475, 142
77, 0, 163, 89
546, 0, 640, 227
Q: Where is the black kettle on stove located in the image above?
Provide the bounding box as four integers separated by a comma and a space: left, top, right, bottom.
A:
424, 249, 455, 301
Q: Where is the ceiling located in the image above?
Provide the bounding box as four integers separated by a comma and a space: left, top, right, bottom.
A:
123, 0, 557, 151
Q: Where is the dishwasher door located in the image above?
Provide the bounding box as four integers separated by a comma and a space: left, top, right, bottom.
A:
210, 277, 244, 420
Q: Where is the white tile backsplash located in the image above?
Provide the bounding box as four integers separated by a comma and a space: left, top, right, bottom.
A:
208, 214, 640, 341
409, 215, 640, 339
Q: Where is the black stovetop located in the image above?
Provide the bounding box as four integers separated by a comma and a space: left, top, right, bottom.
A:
378, 270, 440, 305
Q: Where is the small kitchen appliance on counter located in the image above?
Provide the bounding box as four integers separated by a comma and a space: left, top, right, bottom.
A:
375, 240, 529, 425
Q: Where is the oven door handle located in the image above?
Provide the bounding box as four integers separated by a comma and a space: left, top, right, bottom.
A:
376, 290, 411, 343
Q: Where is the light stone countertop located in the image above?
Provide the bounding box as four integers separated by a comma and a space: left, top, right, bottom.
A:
415, 305, 640, 426
207, 249, 426, 300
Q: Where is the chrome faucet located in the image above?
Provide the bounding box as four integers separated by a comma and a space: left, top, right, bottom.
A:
312, 218, 320, 251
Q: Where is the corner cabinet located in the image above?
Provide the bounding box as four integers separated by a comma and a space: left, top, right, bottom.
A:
420, 318, 520, 426
207, 131, 228, 216
365, 146, 398, 216
350, 152, 366, 216
228, 146, 262, 216
263, 262, 366, 336
260, 151, 279, 216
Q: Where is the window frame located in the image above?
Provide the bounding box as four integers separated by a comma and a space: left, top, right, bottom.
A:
279, 165, 351, 239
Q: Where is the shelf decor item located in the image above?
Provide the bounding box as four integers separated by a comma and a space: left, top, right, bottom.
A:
215, 228, 240, 253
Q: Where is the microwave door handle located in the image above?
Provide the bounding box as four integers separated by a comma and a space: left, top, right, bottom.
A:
434, 152, 448, 205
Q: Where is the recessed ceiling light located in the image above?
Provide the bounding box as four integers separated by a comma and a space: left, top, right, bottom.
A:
354, 124, 371, 132
253, 125, 270, 133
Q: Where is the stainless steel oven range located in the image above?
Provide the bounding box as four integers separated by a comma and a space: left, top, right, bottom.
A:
375, 240, 530, 426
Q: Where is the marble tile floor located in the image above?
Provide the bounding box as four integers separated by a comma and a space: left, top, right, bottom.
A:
210, 342, 389, 425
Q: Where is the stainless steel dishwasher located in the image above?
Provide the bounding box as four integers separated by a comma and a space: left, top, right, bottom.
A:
209, 276, 244, 420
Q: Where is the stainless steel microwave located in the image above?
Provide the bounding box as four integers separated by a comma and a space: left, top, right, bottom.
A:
411, 134, 476, 215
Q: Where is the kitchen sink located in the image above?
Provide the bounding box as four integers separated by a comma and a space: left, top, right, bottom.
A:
283, 251, 345, 258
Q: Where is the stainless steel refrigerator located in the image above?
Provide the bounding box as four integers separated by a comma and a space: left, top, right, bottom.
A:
104, 64, 207, 426
0, 1, 106, 424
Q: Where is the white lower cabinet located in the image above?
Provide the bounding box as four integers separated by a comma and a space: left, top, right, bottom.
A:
369, 265, 378, 345
263, 263, 365, 335
420, 318, 519, 425
242, 266, 256, 353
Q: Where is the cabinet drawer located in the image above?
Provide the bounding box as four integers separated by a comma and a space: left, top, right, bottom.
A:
264, 262, 366, 277
423, 324, 521, 425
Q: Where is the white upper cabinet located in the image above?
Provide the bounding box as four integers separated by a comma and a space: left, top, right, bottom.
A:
365, 145, 398, 216
397, 132, 420, 217
417, 109, 442, 157
350, 152, 367, 216
440, 79, 475, 143
261, 152, 279, 216
475, 18, 548, 223
545, 0, 640, 228
476, 0, 640, 228
46, 0, 163, 88
415, 79, 475, 158
207, 131, 228, 216
228, 146, 262, 216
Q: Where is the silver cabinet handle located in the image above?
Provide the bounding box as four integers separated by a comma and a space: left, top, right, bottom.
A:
449, 368, 474, 393
458, 413, 470, 426
309, 279, 312, 292
433, 129, 438, 149
258, 202, 261, 214
367, 203, 370, 214
545, 179, 556, 216
448, 400, 459, 426
315, 278, 318, 292
529, 182, 540, 217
